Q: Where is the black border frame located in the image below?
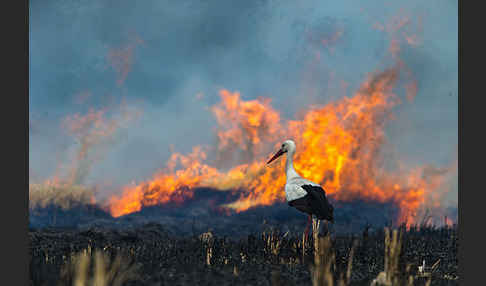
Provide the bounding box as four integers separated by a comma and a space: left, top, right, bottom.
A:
5, 0, 29, 284
459, 0, 475, 285
458, 0, 480, 285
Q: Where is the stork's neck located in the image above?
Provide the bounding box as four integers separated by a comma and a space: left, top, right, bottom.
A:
285, 151, 300, 180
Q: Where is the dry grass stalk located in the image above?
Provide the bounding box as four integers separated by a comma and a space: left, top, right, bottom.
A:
60, 248, 139, 286
199, 231, 214, 266
371, 227, 404, 286
312, 218, 321, 264
265, 230, 282, 256
407, 274, 414, 286
418, 209, 433, 229
240, 252, 247, 263
337, 239, 358, 286
206, 246, 213, 266
311, 234, 335, 286
417, 259, 440, 278
302, 231, 306, 264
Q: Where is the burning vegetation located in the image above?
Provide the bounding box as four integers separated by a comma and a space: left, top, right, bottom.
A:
106, 63, 455, 227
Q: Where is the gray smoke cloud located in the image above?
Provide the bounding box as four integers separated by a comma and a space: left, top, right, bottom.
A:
29, 0, 457, 206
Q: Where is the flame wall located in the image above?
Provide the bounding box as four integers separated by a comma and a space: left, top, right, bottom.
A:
107, 64, 455, 225
30, 0, 458, 226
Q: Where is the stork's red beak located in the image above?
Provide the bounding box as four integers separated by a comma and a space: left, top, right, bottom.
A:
267, 148, 285, 164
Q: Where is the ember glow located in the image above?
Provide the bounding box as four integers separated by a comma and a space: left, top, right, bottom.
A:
107, 63, 452, 225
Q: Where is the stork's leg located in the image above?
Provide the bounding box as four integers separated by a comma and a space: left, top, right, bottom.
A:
304, 214, 312, 241
312, 217, 320, 239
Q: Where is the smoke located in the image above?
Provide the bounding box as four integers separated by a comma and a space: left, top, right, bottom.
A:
30, 0, 457, 210
59, 101, 142, 186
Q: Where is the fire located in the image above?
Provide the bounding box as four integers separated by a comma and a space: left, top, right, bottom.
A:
108, 147, 221, 217
444, 216, 455, 227
107, 65, 451, 225
29, 101, 142, 213
211, 90, 283, 159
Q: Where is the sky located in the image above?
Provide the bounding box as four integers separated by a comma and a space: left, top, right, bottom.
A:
29, 0, 458, 205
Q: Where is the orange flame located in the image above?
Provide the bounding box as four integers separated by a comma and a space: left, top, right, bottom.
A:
108, 147, 221, 217
444, 216, 454, 227
211, 90, 283, 164
107, 65, 452, 225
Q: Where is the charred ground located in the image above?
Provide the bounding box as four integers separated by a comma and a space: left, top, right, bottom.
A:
29, 188, 458, 285
30, 222, 458, 286
29, 187, 403, 237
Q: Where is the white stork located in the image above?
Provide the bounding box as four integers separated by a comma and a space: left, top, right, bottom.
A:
267, 139, 334, 239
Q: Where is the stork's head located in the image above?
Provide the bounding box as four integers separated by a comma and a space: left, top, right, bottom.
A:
267, 140, 296, 164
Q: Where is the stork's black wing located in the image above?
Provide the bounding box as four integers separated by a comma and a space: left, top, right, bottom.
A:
300, 185, 334, 221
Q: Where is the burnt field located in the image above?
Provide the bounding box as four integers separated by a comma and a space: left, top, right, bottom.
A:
29, 222, 458, 286
29, 187, 406, 237
29, 187, 459, 285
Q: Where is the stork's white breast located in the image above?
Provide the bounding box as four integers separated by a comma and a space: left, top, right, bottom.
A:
284, 177, 320, 202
